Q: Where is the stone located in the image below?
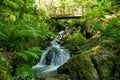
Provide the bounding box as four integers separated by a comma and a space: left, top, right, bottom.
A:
57, 53, 99, 80
91, 53, 114, 80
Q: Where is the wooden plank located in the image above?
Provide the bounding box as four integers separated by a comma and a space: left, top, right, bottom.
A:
51, 15, 82, 20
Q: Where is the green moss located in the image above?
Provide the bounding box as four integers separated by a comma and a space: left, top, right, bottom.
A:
58, 53, 99, 80
91, 54, 114, 80
0, 65, 13, 80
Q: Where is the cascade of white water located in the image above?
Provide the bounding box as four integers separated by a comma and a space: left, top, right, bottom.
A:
58, 26, 68, 40
32, 26, 70, 79
32, 38, 70, 68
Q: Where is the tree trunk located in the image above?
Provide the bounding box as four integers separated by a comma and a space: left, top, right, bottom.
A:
19, 0, 27, 19
0, 0, 4, 4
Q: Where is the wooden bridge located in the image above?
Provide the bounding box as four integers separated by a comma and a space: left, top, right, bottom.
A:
49, 5, 84, 20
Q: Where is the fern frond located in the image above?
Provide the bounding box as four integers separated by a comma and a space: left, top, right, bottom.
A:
16, 64, 34, 79
17, 52, 28, 61
27, 47, 41, 54
17, 47, 41, 61
24, 51, 39, 59
0, 32, 8, 40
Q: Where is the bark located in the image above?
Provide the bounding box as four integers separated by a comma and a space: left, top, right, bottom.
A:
0, 0, 4, 4
19, 0, 27, 19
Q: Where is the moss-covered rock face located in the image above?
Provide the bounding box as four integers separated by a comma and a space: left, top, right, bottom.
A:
91, 53, 114, 80
0, 65, 13, 80
57, 46, 115, 80
57, 53, 99, 80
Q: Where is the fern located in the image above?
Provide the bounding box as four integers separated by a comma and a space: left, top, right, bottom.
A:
27, 47, 41, 54
0, 18, 55, 51
16, 64, 34, 80
24, 51, 39, 59
0, 32, 8, 40
17, 47, 41, 61
17, 52, 28, 61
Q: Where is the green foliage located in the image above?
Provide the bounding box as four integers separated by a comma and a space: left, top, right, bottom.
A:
0, 11, 55, 78
0, 53, 7, 66
15, 64, 34, 80
1, 0, 33, 13
103, 17, 120, 39
113, 73, 120, 80
2, 0, 20, 10
112, 56, 120, 79
0, 17, 54, 51
17, 47, 41, 62
26, 0, 34, 13
0, 0, 119, 79
102, 16, 120, 51
0, 64, 13, 80
0, 1, 55, 79
80, 1, 120, 79
64, 28, 86, 52
67, 29, 86, 45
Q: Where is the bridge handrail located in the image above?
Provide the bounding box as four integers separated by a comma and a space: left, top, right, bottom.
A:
49, 5, 84, 17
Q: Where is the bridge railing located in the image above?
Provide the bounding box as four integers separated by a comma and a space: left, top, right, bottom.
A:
48, 5, 84, 17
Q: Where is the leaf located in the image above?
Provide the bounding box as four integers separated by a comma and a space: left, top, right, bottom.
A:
16, 64, 34, 79
0, 32, 8, 40
24, 51, 39, 59
28, 47, 41, 54
17, 52, 28, 61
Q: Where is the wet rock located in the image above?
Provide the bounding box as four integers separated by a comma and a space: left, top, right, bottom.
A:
45, 41, 51, 46
45, 49, 54, 65
40, 78, 46, 80
34, 71, 68, 80
45, 47, 60, 65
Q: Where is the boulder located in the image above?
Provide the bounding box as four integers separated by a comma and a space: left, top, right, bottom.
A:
91, 53, 114, 79
57, 53, 99, 80
57, 46, 115, 80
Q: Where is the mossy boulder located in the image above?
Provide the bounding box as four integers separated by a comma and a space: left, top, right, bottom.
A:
91, 53, 114, 80
0, 65, 13, 80
57, 53, 99, 80
57, 46, 114, 80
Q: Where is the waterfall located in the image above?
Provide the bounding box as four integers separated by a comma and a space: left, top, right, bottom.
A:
58, 26, 68, 40
32, 26, 70, 79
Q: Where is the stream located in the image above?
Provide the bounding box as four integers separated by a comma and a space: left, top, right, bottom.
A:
32, 26, 70, 80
